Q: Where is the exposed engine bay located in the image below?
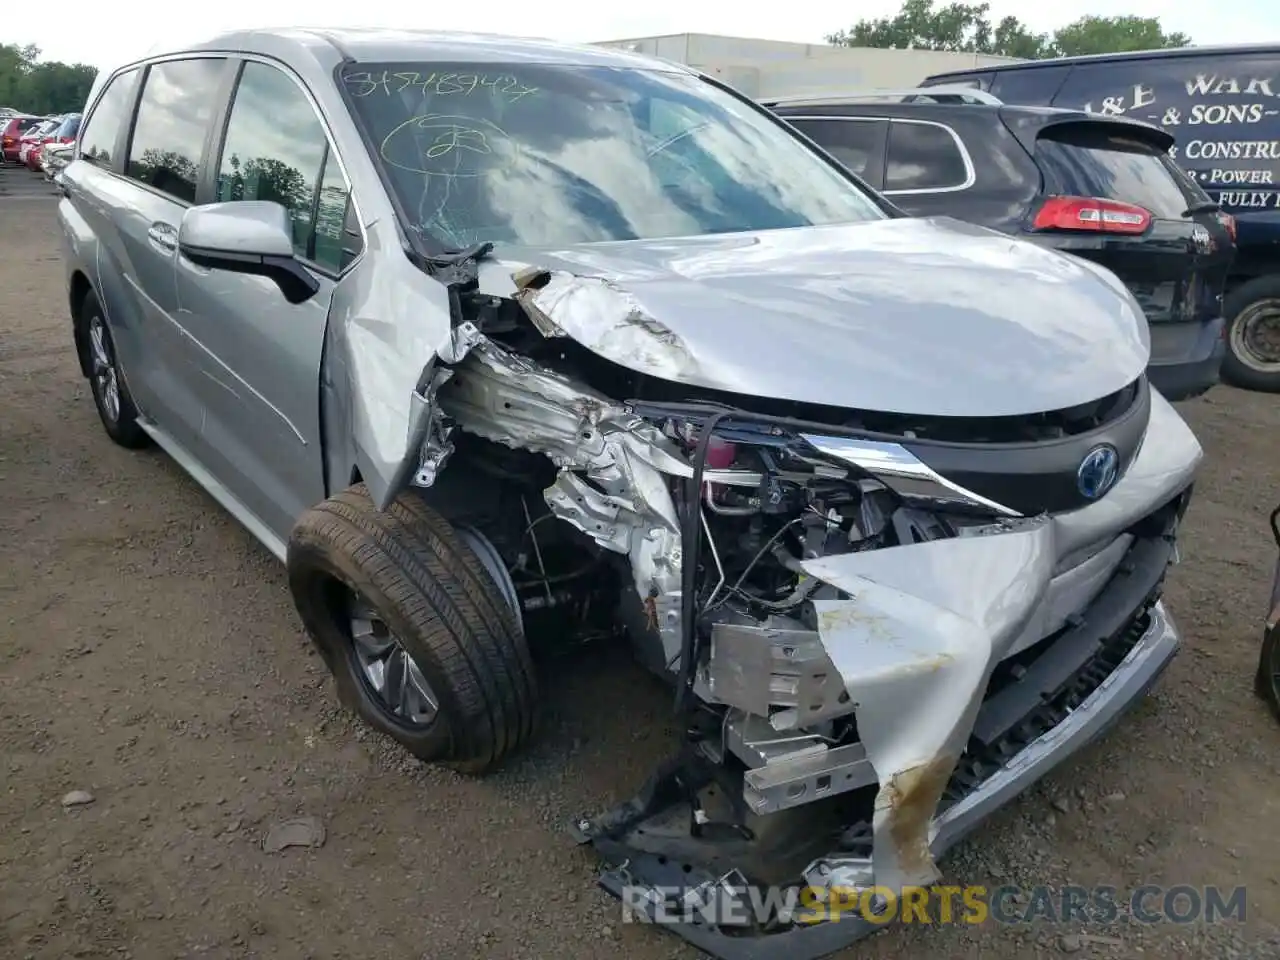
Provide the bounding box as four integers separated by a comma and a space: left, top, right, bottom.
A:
373, 257, 1197, 956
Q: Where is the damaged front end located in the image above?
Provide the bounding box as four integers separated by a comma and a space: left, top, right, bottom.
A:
374, 256, 1197, 959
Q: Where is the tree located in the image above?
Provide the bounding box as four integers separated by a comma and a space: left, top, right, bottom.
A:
0, 42, 97, 115
826, 0, 1192, 60
1052, 15, 1192, 58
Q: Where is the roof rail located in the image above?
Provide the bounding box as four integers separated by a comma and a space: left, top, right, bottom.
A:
763, 85, 1003, 107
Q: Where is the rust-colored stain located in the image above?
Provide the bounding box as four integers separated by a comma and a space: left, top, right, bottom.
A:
818, 602, 893, 639
882, 752, 957, 883
818, 602, 954, 674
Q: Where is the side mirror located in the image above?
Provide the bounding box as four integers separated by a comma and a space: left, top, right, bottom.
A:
178, 201, 320, 304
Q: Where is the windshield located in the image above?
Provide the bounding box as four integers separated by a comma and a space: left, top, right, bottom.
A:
339, 62, 885, 248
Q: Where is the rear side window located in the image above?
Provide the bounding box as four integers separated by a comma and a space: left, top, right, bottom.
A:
885, 121, 969, 192
127, 58, 227, 203
1036, 125, 1197, 219
80, 70, 139, 165
787, 118, 884, 177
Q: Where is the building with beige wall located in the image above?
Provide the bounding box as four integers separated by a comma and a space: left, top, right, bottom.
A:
593, 32, 1022, 99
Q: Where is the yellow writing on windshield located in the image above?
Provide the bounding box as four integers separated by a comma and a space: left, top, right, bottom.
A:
378, 114, 514, 176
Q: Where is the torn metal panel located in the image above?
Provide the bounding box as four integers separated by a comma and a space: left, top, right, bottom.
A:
742, 741, 878, 815
408, 366, 457, 489
511, 268, 699, 382
800, 519, 1054, 891
377, 321, 485, 506
707, 615, 848, 725
438, 336, 693, 657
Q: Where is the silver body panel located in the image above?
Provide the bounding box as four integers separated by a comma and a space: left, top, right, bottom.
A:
485, 220, 1151, 417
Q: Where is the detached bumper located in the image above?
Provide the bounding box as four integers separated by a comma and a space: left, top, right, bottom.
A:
1147, 317, 1225, 402
599, 600, 1180, 960
583, 491, 1186, 959
934, 597, 1178, 849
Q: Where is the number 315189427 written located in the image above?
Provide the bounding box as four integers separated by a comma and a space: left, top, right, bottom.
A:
342, 71, 538, 102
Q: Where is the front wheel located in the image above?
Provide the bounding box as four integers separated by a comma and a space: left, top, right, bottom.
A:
287, 485, 538, 773
1222, 276, 1280, 393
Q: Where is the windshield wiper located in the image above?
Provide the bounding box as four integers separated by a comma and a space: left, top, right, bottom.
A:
1182, 200, 1221, 216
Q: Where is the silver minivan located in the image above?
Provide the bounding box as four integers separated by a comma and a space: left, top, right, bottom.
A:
58, 28, 1201, 958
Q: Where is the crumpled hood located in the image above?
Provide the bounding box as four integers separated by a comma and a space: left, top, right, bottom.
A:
480, 216, 1151, 419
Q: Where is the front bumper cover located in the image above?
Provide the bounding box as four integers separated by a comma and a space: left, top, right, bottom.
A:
574, 516, 1182, 960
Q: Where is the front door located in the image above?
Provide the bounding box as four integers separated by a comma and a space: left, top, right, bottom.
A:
172, 59, 357, 541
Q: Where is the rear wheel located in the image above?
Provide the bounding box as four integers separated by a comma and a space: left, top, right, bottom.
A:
1222, 276, 1280, 393
80, 291, 150, 449
287, 485, 538, 773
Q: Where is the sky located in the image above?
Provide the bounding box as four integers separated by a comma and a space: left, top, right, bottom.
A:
6, 0, 1278, 71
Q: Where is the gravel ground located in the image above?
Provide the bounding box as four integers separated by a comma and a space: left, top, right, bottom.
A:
3, 164, 1280, 960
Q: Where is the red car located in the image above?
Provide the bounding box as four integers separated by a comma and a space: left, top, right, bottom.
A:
16, 119, 58, 168
1, 115, 47, 164
25, 114, 80, 172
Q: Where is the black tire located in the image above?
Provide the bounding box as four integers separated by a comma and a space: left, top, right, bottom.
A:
287, 484, 538, 773
1222, 276, 1280, 393
79, 290, 150, 449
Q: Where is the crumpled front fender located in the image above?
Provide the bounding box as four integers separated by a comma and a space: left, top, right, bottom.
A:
800, 518, 1055, 891
325, 234, 475, 510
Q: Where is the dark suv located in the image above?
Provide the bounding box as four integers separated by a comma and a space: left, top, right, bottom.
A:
924, 46, 1280, 393
767, 89, 1236, 402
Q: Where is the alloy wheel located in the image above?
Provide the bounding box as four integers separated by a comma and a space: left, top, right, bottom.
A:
347, 592, 439, 726
88, 314, 121, 423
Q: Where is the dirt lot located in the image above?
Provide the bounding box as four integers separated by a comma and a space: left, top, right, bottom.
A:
3, 164, 1280, 960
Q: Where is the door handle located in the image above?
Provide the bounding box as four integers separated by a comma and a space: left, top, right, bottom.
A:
147, 222, 178, 252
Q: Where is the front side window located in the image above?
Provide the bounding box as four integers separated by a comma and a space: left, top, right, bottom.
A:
885, 121, 970, 192
312, 150, 359, 272
339, 62, 885, 248
214, 61, 338, 263
126, 58, 226, 203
